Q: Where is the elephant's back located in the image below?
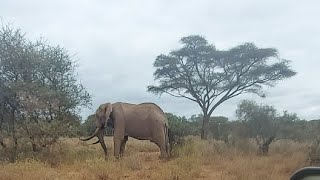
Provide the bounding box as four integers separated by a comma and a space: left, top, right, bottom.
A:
116, 102, 168, 126
138, 102, 165, 113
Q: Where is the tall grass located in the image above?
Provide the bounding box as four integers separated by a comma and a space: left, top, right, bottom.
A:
0, 136, 310, 180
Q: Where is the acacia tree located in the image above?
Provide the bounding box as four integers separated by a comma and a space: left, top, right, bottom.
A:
147, 35, 296, 139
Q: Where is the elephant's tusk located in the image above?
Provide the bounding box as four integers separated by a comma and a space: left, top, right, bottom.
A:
80, 128, 99, 141
91, 140, 100, 145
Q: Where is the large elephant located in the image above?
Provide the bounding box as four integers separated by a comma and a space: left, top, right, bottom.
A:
80, 102, 171, 159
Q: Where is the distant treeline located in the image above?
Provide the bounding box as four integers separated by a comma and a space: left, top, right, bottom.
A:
82, 110, 320, 144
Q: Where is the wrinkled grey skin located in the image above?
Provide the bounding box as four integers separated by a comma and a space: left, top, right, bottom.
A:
80, 102, 170, 159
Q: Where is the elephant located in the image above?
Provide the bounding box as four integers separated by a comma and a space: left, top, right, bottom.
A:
80, 102, 171, 159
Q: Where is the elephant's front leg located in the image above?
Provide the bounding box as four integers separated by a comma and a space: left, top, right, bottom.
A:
112, 111, 125, 159
113, 137, 122, 159
97, 130, 108, 160
120, 136, 128, 157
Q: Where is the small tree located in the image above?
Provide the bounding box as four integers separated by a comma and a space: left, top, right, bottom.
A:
0, 24, 91, 161
236, 100, 280, 155
148, 35, 296, 139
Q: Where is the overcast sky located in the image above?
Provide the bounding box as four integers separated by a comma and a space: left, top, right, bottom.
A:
1, 0, 319, 120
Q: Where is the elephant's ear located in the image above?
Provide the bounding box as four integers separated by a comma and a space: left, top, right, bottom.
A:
104, 103, 112, 118
96, 103, 113, 128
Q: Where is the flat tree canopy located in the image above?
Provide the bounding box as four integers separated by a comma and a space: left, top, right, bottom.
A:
147, 35, 296, 139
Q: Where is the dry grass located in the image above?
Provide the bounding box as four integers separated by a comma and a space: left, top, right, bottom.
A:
0, 136, 310, 180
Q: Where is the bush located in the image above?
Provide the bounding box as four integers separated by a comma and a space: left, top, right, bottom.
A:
308, 138, 320, 165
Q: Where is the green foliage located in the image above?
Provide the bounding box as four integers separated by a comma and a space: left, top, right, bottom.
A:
148, 35, 296, 139
234, 100, 317, 143
166, 113, 231, 142
166, 113, 200, 138
236, 100, 278, 139
0, 24, 91, 162
235, 100, 307, 155
208, 116, 230, 140
80, 114, 97, 136
284, 119, 320, 142
80, 114, 114, 137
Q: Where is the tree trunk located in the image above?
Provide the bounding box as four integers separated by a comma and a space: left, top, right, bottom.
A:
30, 136, 39, 152
256, 136, 275, 156
201, 114, 209, 140
10, 109, 17, 163
0, 135, 6, 148
0, 105, 5, 148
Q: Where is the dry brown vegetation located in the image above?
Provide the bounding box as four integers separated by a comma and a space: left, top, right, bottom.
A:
0, 136, 310, 180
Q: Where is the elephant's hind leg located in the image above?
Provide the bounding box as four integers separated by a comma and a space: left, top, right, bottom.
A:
120, 135, 128, 157
154, 136, 167, 159
159, 145, 167, 159
114, 138, 122, 159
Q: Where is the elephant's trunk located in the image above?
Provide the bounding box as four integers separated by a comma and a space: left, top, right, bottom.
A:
80, 127, 99, 141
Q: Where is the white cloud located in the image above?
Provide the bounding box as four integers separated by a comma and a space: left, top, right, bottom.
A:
1, 0, 320, 120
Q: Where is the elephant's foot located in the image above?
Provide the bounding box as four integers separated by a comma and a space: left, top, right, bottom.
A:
104, 154, 108, 161
159, 148, 168, 159
119, 152, 124, 158
159, 153, 168, 160
114, 154, 121, 160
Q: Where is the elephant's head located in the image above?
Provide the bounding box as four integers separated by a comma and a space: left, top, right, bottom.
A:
95, 103, 112, 128
80, 103, 112, 142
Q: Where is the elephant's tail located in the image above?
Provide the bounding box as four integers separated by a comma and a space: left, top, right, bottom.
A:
164, 123, 171, 157
168, 127, 174, 156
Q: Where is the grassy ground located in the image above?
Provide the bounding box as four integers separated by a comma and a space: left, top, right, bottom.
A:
0, 137, 309, 180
